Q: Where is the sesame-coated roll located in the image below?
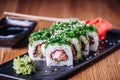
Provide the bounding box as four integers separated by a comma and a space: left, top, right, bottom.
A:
28, 28, 52, 61
45, 36, 73, 66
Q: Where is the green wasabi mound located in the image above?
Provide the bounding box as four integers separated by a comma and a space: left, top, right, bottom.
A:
13, 55, 35, 75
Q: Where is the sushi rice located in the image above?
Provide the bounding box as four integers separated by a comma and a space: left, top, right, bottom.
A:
45, 43, 73, 66
28, 40, 46, 61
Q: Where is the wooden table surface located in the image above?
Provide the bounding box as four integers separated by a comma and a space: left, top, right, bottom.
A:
0, 0, 120, 80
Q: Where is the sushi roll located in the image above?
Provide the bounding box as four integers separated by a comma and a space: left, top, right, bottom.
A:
88, 31, 99, 51
28, 28, 52, 61
71, 38, 82, 60
85, 25, 99, 51
29, 40, 46, 61
61, 29, 82, 61
45, 36, 73, 66
80, 35, 89, 56
74, 23, 99, 55
73, 23, 90, 56
28, 18, 100, 67
51, 22, 83, 61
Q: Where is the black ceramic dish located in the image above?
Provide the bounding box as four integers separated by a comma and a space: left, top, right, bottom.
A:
0, 30, 120, 80
0, 17, 37, 47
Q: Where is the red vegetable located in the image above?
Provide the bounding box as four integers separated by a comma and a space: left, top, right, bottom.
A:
85, 17, 112, 40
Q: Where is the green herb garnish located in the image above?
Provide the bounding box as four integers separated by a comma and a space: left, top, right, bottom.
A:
45, 35, 72, 48
29, 19, 98, 47
29, 28, 52, 46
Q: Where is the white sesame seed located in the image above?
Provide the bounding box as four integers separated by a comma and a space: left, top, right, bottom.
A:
89, 56, 92, 59
101, 41, 104, 44
113, 43, 116, 45
109, 43, 112, 45
45, 70, 48, 72
94, 53, 97, 56
105, 40, 108, 42
71, 66, 73, 68
54, 68, 57, 71
86, 58, 89, 60
97, 53, 100, 55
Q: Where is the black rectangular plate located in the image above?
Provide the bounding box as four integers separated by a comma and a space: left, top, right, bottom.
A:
0, 17, 37, 47
0, 30, 120, 80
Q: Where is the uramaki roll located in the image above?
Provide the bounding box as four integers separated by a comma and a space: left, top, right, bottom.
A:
85, 24, 99, 51
51, 22, 83, 61
45, 36, 73, 66
28, 28, 52, 61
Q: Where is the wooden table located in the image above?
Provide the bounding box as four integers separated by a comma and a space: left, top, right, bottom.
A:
0, 0, 120, 80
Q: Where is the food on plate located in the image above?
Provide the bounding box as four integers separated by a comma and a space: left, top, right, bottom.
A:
45, 35, 73, 66
50, 20, 98, 56
84, 24, 99, 52
51, 27, 82, 60
28, 17, 111, 66
13, 55, 35, 75
80, 35, 89, 56
28, 28, 52, 61
50, 20, 82, 60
